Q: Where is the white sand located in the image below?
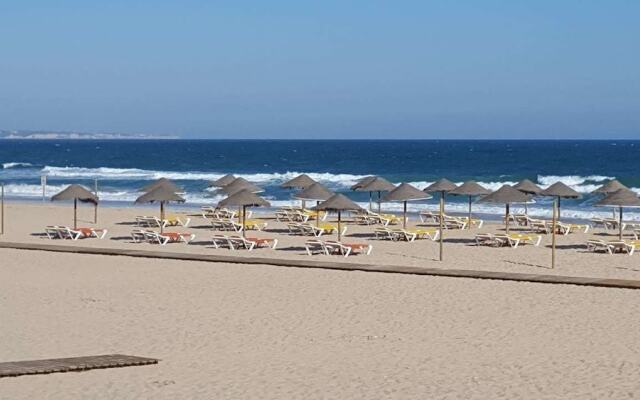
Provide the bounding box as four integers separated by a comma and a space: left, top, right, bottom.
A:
1, 248, 640, 399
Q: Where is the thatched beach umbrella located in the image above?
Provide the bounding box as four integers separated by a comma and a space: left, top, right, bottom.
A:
218, 189, 270, 238
424, 179, 458, 261
593, 180, 629, 219
221, 177, 263, 195
595, 189, 640, 240
281, 174, 317, 209
593, 179, 628, 194
208, 174, 236, 188
51, 184, 99, 229
383, 183, 431, 228
540, 182, 580, 219
355, 177, 395, 213
514, 179, 543, 195
449, 181, 490, 229
313, 193, 362, 241
135, 186, 185, 233
477, 185, 530, 234
294, 183, 334, 227
141, 177, 181, 193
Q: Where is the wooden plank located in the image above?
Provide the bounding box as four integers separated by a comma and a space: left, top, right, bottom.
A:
1, 241, 639, 290
0, 354, 158, 378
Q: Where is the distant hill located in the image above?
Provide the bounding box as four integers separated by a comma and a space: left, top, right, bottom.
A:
0, 130, 179, 140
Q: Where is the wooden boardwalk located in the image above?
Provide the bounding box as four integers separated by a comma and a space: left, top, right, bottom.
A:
0, 354, 158, 378
1, 241, 639, 290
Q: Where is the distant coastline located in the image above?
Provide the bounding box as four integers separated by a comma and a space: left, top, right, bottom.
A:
0, 130, 179, 140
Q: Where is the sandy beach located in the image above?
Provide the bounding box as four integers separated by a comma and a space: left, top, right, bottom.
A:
2, 247, 640, 399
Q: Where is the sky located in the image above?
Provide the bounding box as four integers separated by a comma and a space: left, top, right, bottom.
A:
0, 1, 639, 139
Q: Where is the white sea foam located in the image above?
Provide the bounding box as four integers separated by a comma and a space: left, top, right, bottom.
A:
40, 166, 369, 188
2, 162, 34, 169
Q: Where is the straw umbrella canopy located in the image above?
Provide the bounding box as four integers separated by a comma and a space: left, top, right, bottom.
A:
208, 174, 236, 188
281, 174, 316, 190
281, 174, 317, 209
352, 176, 393, 212
477, 185, 530, 233
593, 179, 629, 218
51, 184, 99, 229
595, 189, 640, 240
593, 179, 628, 194
218, 189, 270, 237
540, 182, 580, 219
313, 193, 362, 241
294, 183, 334, 227
135, 186, 185, 233
221, 177, 263, 195
449, 181, 490, 229
514, 179, 543, 195
141, 178, 181, 193
424, 179, 458, 261
383, 183, 431, 228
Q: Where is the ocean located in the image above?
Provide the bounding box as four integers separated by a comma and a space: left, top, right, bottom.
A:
1, 139, 639, 221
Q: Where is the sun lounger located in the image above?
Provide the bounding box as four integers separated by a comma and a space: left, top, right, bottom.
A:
305, 239, 330, 255
76, 227, 108, 239
159, 232, 195, 244
243, 219, 268, 231
45, 226, 63, 239
316, 223, 347, 236
586, 239, 635, 255
165, 214, 191, 227
131, 229, 152, 243
211, 234, 235, 249
374, 227, 399, 240
404, 228, 439, 241
475, 233, 497, 246
324, 241, 373, 257
275, 210, 292, 222
502, 233, 542, 246
419, 210, 437, 223
390, 229, 417, 242
443, 216, 467, 230
493, 234, 521, 248
227, 236, 278, 250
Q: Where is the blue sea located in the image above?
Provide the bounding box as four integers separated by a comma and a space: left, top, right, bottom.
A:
1, 139, 639, 220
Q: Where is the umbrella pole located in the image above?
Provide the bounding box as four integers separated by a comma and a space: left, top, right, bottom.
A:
468, 196, 472, 230
505, 204, 510, 234
74, 198, 77, 230
439, 192, 444, 261
369, 192, 372, 211
557, 197, 561, 220
552, 198, 557, 268
619, 207, 623, 240
338, 211, 342, 241
160, 201, 165, 234
403, 201, 407, 229
94, 178, 98, 224
378, 191, 381, 214
316, 201, 320, 228
243, 205, 247, 238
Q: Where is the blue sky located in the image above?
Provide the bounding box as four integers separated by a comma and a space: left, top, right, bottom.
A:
0, 1, 638, 139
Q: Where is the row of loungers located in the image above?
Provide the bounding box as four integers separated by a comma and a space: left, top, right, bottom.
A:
45, 226, 108, 240
211, 234, 278, 250
287, 222, 346, 237
131, 229, 195, 245
275, 208, 326, 223
354, 210, 404, 226
586, 239, 640, 256
200, 207, 244, 220
305, 239, 373, 257
475, 233, 542, 248
210, 218, 268, 232
374, 227, 439, 242
135, 215, 191, 228
419, 211, 483, 229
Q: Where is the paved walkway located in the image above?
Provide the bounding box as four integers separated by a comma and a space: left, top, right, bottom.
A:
1, 241, 639, 289
0, 355, 158, 378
